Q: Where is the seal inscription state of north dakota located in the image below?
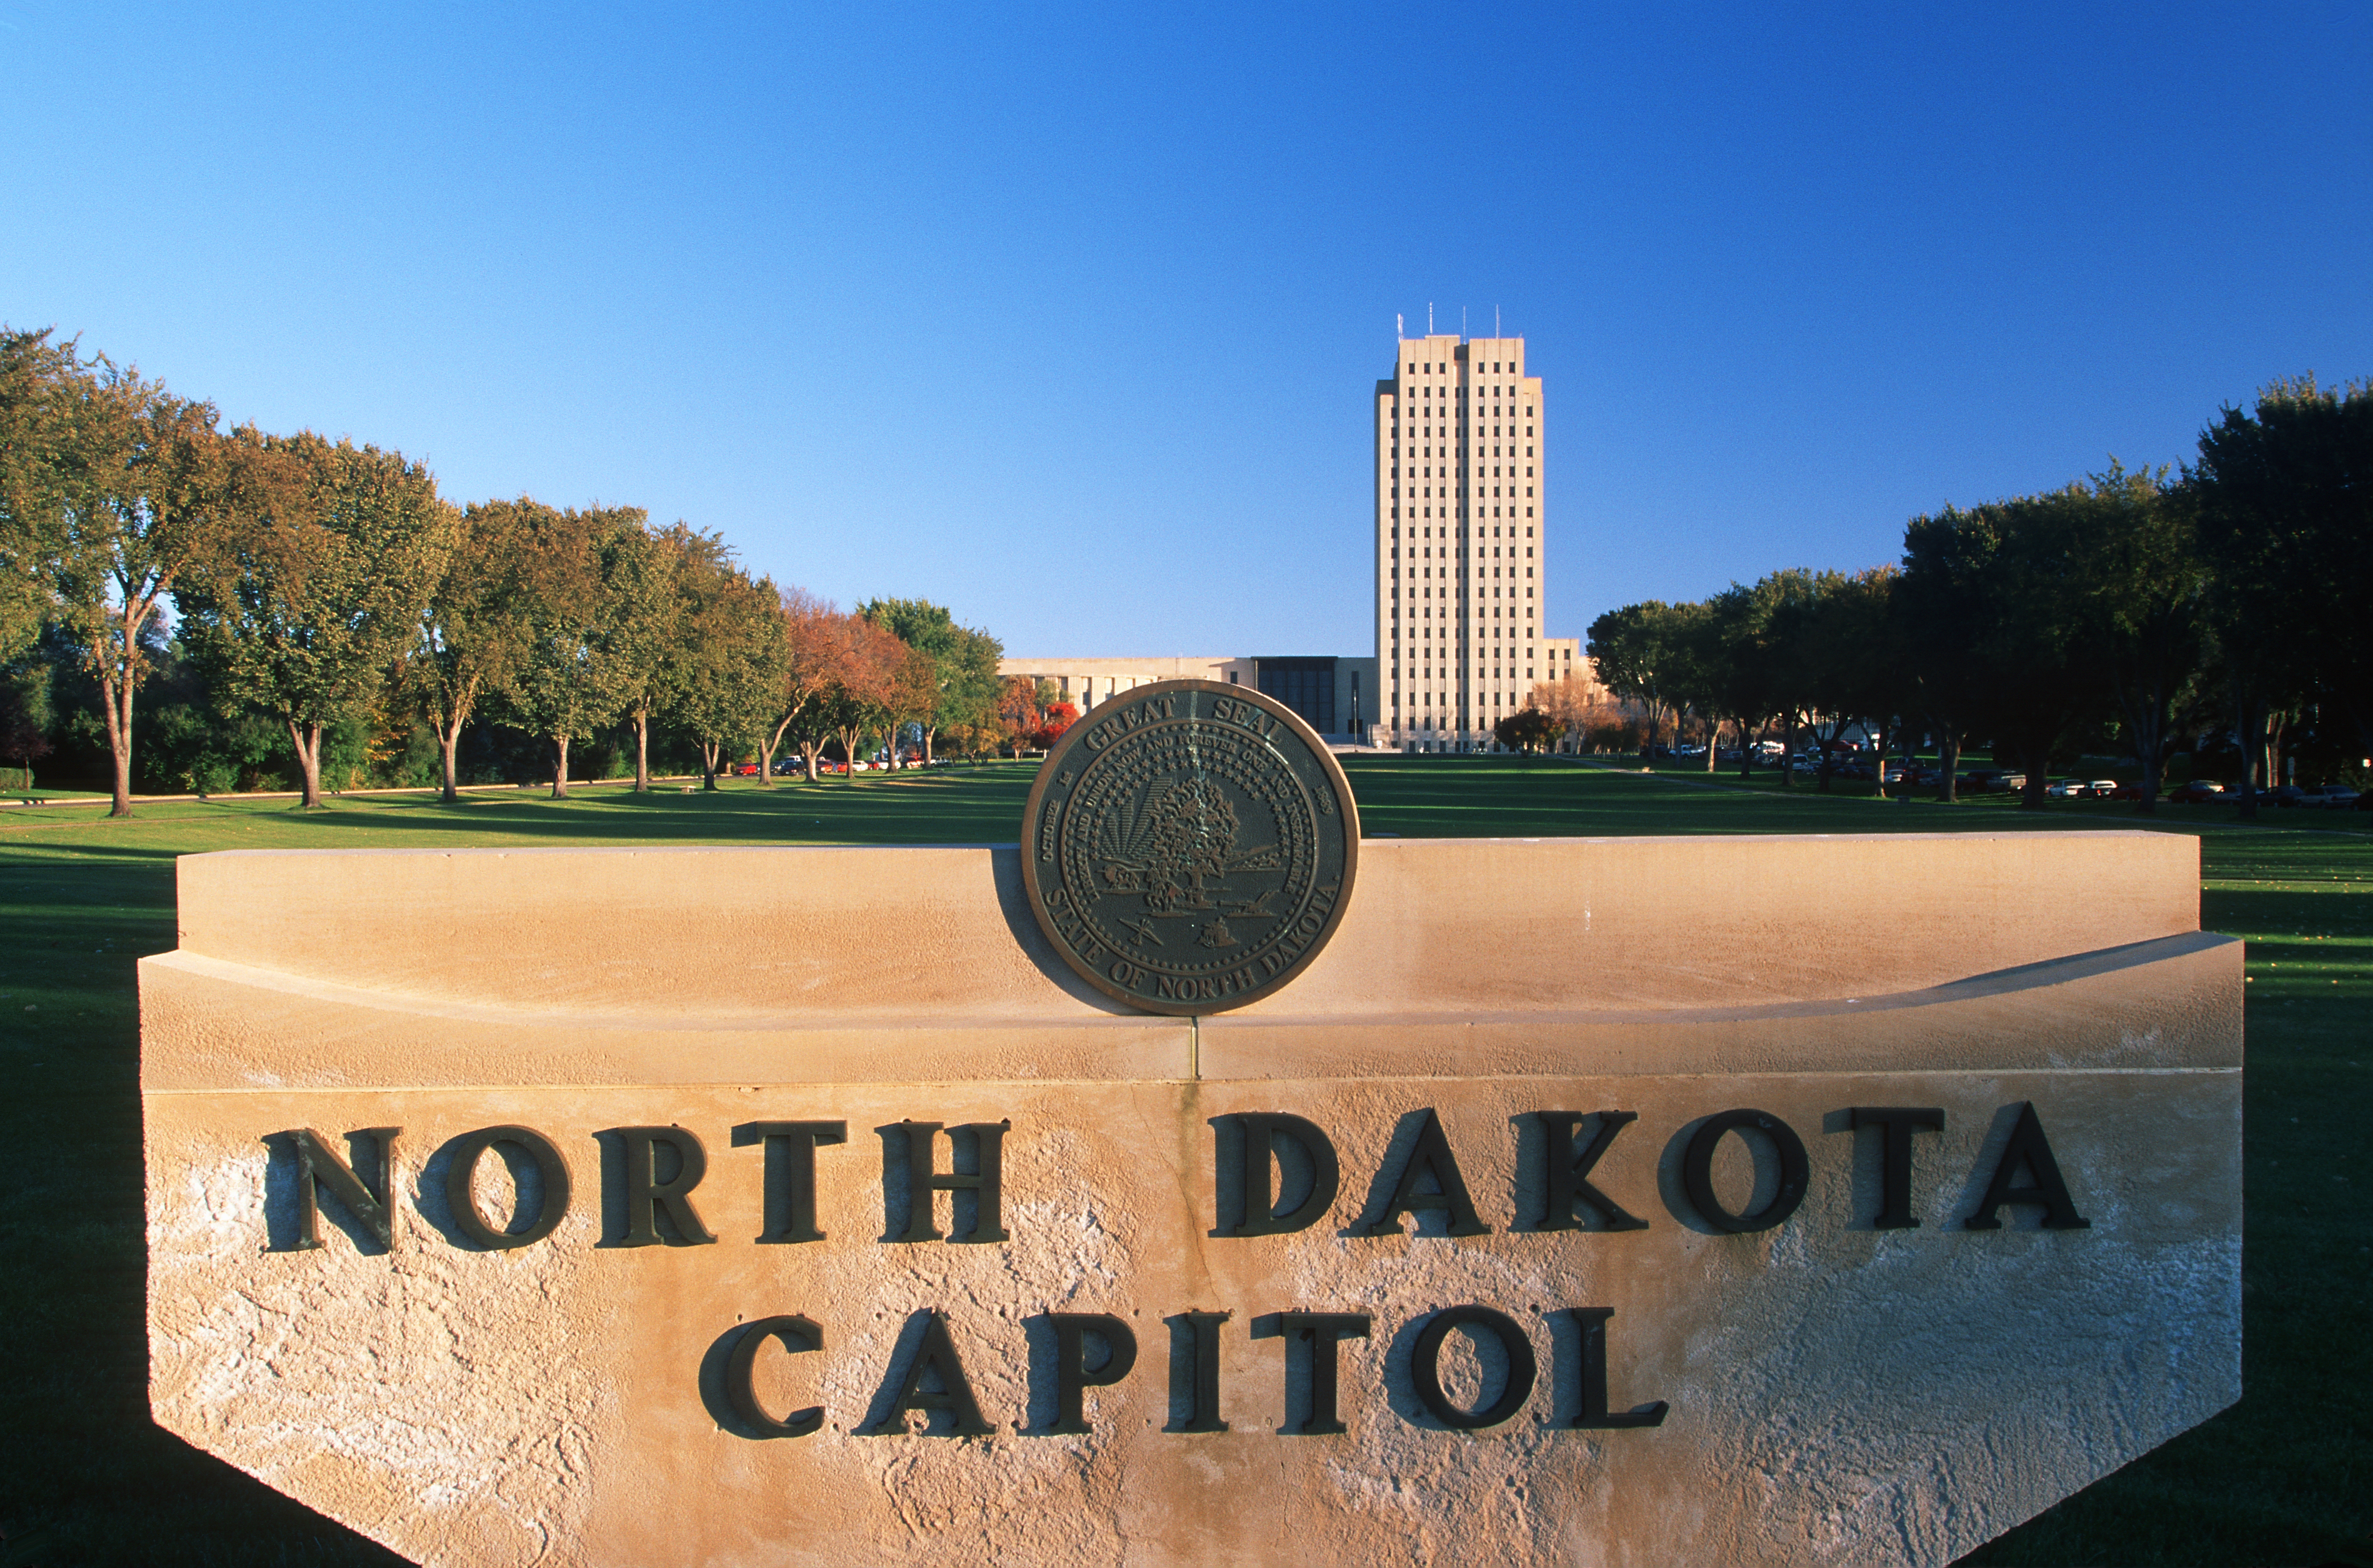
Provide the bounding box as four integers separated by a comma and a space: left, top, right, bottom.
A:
1021, 678, 1360, 1015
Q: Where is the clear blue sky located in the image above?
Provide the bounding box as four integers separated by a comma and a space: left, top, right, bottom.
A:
5, 4, 2367, 658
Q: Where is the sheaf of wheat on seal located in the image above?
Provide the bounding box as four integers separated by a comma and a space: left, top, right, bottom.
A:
1020, 678, 1360, 1015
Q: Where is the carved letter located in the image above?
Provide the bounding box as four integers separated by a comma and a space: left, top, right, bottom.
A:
1680, 1109, 1808, 1234
1175, 1310, 1230, 1432
735, 1120, 847, 1243
609, 1125, 718, 1246
1365, 1109, 1490, 1237
272, 1127, 399, 1251
1044, 1312, 1138, 1435
898, 1120, 1011, 1243
724, 1315, 824, 1437
1223, 1113, 1340, 1236
1964, 1102, 2091, 1230
1276, 1312, 1371, 1435
862, 1312, 993, 1436
1567, 1308, 1668, 1428
1845, 1107, 1944, 1230
441, 1125, 570, 1249
1536, 1110, 1649, 1231
1411, 1306, 1537, 1430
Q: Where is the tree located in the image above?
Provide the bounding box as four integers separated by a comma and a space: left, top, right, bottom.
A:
610, 523, 703, 793
177, 433, 456, 808
2192, 377, 2371, 818
764, 591, 843, 785
1800, 566, 1915, 795
2077, 466, 2207, 814
0, 659, 53, 792
995, 674, 1044, 756
1698, 578, 1790, 780
401, 499, 532, 803
4, 335, 261, 814
829, 616, 908, 777
1493, 706, 1555, 754
1902, 490, 2109, 809
1589, 600, 1713, 758
1030, 698, 1080, 751
0, 328, 73, 666
859, 598, 1005, 765
1754, 569, 1834, 789
670, 562, 788, 790
494, 503, 658, 799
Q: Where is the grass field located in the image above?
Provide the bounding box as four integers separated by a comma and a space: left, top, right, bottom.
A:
0, 758, 2365, 1566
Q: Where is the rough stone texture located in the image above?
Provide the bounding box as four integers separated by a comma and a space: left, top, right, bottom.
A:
143, 832, 2241, 1566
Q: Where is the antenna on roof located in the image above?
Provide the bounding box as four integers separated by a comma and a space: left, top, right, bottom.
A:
1397, 312, 1404, 341
1495, 304, 1501, 337
1428, 302, 1434, 334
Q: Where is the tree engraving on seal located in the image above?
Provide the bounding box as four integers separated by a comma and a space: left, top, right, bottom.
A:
1020, 680, 1359, 1015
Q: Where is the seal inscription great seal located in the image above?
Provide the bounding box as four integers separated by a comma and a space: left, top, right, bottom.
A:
1021, 678, 1360, 1015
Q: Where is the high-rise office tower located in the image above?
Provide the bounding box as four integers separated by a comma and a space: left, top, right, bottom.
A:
1374, 334, 1543, 751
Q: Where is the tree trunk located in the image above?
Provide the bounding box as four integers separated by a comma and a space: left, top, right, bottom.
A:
1706, 720, 1719, 773
102, 665, 135, 818
633, 712, 651, 793
1938, 731, 1961, 803
2236, 690, 2264, 821
437, 716, 462, 804
287, 719, 326, 808
923, 725, 937, 765
551, 735, 572, 799
801, 741, 822, 783
1778, 716, 1795, 789
700, 741, 720, 791
838, 727, 864, 780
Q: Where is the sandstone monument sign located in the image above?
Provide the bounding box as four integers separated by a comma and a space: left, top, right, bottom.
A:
141, 687, 2241, 1564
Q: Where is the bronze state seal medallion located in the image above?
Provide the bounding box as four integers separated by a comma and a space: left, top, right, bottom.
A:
1021, 678, 1359, 1015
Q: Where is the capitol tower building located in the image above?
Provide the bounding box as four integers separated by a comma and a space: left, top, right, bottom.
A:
1375, 332, 1546, 751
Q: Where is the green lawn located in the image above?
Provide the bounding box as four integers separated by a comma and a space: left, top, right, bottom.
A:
0, 758, 2364, 1565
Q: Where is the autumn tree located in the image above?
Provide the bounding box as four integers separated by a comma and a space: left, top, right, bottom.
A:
829, 615, 908, 778
1031, 698, 1080, 750
995, 674, 1044, 756
762, 590, 842, 784
495, 503, 661, 799
859, 597, 1004, 764
177, 433, 456, 808
401, 499, 532, 803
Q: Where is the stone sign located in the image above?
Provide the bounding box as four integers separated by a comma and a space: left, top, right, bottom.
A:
140, 821, 2240, 1565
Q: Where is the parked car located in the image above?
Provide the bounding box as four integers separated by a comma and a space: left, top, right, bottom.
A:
2110, 782, 2145, 801
2045, 779, 2083, 799
2260, 784, 2309, 808
734, 762, 760, 776
2167, 780, 2225, 804
2304, 784, 2361, 808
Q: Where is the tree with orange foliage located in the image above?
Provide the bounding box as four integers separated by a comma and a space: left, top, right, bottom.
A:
755, 586, 836, 784
828, 614, 908, 780
1031, 699, 1079, 750
994, 674, 1043, 756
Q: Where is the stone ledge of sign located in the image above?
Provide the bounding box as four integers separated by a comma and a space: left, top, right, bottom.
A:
0, 776, 713, 810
